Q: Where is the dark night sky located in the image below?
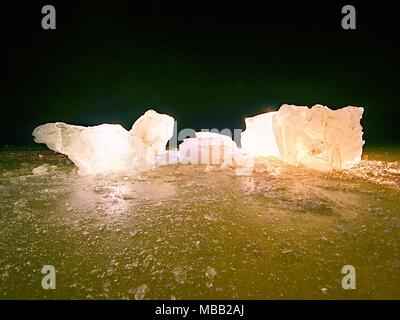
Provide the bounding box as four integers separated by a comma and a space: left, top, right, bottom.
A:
1, 1, 400, 146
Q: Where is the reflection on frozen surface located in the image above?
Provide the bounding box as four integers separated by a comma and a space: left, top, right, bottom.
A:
0, 148, 399, 299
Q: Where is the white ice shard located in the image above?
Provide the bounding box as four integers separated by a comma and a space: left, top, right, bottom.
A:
241, 112, 281, 158
32, 109, 175, 176
178, 132, 238, 165
233, 151, 255, 176
33, 122, 155, 175
32, 164, 57, 176
130, 109, 175, 155
155, 150, 180, 166
272, 104, 364, 171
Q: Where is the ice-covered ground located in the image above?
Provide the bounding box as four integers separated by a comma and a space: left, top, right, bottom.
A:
0, 148, 399, 299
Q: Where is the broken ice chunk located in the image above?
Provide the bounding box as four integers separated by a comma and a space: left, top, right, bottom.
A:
155, 150, 180, 166
32, 122, 84, 154
32, 109, 176, 176
272, 104, 364, 171
33, 122, 155, 175
32, 163, 50, 176
134, 284, 149, 300
178, 132, 238, 165
241, 111, 281, 158
234, 151, 255, 176
130, 109, 175, 155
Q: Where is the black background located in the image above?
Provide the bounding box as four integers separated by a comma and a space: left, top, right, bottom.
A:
1, 1, 400, 146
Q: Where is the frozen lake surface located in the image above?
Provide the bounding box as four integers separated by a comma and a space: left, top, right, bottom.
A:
0, 148, 399, 299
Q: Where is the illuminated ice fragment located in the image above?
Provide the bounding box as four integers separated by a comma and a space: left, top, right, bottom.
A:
234, 151, 255, 176
241, 111, 281, 158
273, 104, 364, 171
134, 284, 149, 300
32, 122, 83, 154
33, 122, 155, 175
172, 266, 187, 284
32, 109, 176, 176
205, 266, 217, 279
178, 132, 238, 165
155, 150, 180, 166
130, 109, 175, 155
32, 164, 56, 176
